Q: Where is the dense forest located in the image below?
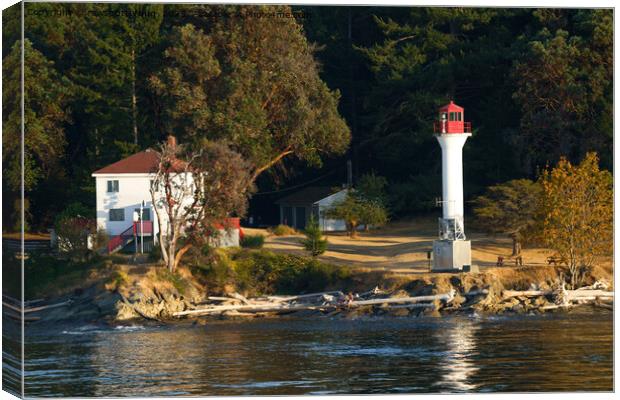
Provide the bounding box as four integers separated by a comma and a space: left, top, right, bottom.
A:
2, 3, 613, 231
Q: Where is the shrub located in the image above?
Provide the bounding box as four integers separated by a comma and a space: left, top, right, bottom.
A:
106, 270, 129, 291
190, 248, 234, 292
156, 268, 188, 295
54, 202, 92, 226
241, 234, 265, 248
148, 244, 163, 262
56, 216, 96, 261
269, 224, 297, 236
230, 249, 351, 295
17, 253, 108, 298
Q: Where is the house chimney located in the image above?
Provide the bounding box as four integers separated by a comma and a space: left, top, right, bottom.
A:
167, 135, 177, 148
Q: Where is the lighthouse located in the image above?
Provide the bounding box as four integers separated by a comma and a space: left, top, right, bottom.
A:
432, 101, 472, 271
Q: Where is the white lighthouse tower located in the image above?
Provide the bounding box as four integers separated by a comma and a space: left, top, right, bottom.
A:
432, 101, 472, 271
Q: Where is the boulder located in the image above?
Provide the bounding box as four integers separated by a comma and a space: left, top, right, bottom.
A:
115, 301, 140, 320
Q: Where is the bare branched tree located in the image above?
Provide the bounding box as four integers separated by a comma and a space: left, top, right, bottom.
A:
150, 137, 253, 272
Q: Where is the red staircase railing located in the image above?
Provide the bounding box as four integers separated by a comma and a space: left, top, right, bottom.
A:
134, 221, 153, 235
107, 225, 135, 254
107, 221, 154, 254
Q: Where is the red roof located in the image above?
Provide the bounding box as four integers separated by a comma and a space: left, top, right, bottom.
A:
439, 100, 464, 112
93, 149, 160, 174
93, 144, 191, 176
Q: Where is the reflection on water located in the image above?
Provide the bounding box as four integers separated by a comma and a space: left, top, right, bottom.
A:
435, 319, 480, 392
16, 310, 613, 396
2, 316, 22, 397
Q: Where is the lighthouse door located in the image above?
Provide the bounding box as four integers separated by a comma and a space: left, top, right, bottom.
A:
440, 112, 448, 133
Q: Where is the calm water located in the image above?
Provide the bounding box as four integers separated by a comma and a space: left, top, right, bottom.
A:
3, 310, 613, 396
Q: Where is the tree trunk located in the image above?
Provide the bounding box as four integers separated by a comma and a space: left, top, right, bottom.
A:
131, 48, 138, 146
94, 128, 100, 159
349, 221, 358, 238
569, 263, 578, 290
511, 234, 521, 256
173, 243, 192, 272
569, 245, 577, 289
150, 189, 169, 267
167, 238, 176, 272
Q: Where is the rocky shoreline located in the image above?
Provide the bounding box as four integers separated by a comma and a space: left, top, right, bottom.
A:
10, 269, 612, 326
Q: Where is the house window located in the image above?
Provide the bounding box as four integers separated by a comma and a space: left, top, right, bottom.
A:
107, 180, 119, 193
109, 208, 125, 221
134, 208, 151, 221
449, 112, 456, 121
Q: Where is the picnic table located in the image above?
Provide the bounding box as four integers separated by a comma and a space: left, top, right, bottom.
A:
497, 255, 524, 267
547, 255, 568, 266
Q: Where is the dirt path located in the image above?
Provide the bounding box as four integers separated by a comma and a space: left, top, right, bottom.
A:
244, 217, 612, 275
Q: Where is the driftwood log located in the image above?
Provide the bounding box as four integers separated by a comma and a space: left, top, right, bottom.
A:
173, 290, 455, 318
174, 304, 334, 317
348, 292, 454, 306
502, 283, 613, 312
503, 289, 613, 301
2, 295, 45, 306
2, 299, 73, 314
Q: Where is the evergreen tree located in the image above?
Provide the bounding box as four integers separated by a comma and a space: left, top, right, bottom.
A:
22, 4, 163, 171
12, 3, 164, 226
150, 4, 351, 182
357, 172, 388, 205
512, 9, 612, 173
2, 39, 72, 229
473, 179, 542, 256
301, 216, 328, 257
1, 4, 613, 235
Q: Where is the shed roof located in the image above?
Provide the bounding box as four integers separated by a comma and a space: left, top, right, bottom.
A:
275, 186, 342, 206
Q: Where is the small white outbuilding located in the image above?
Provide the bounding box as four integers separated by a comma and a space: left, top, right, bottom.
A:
275, 186, 348, 232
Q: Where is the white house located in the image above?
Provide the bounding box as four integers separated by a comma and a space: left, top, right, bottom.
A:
92, 145, 240, 253
275, 186, 349, 232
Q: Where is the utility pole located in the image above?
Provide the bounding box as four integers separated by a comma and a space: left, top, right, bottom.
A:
140, 200, 144, 254
133, 210, 139, 255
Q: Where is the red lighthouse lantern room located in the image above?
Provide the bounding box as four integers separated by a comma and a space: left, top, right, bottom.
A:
433, 101, 472, 134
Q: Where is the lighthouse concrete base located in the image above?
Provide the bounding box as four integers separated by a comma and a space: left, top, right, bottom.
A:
432, 240, 472, 272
